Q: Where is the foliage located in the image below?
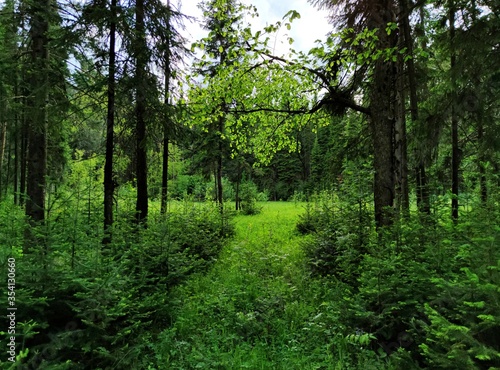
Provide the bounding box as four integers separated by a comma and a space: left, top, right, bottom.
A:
299, 192, 500, 368
0, 198, 233, 369
238, 181, 262, 215
151, 202, 392, 369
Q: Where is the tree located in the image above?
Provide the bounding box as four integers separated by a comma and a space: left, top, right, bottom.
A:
24, 0, 51, 248
449, 0, 459, 222
103, 0, 117, 244
308, 0, 400, 228
159, 0, 190, 215
194, 0, 247, 211
134, 0, 148, 224
0, 0, 19, 201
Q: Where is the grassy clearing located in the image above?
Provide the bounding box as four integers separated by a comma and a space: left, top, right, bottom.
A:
153, 202, 388, 369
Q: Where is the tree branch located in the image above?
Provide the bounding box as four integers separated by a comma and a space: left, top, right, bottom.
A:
247, 44, 370, 116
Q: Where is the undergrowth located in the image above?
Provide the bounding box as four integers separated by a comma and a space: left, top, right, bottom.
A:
0, 200, 233, 369
300, 194, 500, 369
153, 202, 392, 369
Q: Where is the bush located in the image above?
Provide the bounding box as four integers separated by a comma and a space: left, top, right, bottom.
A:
0, 201, 234, 369
169, 175, 208, 200
299, 192, 371, 282
238, 181, 263, 215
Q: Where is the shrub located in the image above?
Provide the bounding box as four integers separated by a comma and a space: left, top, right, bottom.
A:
299, 192, 371, 282
0, 202, 234, 369
238, 181, 262, 215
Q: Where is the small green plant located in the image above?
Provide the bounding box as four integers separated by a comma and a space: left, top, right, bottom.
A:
238, 181, 262, 215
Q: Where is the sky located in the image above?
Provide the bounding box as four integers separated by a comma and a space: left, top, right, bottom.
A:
174, 0, 333, 56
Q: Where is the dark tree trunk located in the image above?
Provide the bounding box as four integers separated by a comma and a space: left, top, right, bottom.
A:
0, 121, 6, 199
19, 105, 27, 206
13, 75, 19, 205
160, 0, 171, 216
25, 0, 50, 250
450, 0, 459, 222
216, 116, 224, 212
394, 6, 409, 215
478, 117, 487, 203
409, 0, 431, 215
5, 140, 12, 198
135, 0, 148, 225
235, 163, 241, 211
371, 70, 396, 229
370, 6, 397, 229
13, 116, 18, 205
103, 0, 117, 245
161, 133, 169, 214
399, 0, 418, 215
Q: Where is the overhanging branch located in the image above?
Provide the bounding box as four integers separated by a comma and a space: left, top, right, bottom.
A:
245, 44, 370, 116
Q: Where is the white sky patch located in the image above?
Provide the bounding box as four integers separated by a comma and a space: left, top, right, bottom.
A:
174, 0, 332, 56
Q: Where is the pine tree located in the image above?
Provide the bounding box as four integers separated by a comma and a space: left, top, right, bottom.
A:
24, 0, 51, 249
103, 0, 117, 244
310, 0, 399, 228
196, 0, 246, 211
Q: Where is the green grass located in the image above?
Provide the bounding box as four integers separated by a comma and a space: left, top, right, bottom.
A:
151, 202, 390, 369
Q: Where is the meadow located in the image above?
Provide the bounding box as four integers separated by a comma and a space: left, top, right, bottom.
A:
152, 202, 389, 370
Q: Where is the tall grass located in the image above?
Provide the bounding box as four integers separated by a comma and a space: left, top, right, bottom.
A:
152, 202, 390, 369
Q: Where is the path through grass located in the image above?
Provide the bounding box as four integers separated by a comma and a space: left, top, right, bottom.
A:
154, 202, 380, 369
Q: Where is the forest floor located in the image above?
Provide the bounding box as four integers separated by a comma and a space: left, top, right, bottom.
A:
159, 202, 345, 369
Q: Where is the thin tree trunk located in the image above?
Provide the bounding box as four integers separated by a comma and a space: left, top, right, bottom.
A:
400, 0, 429, 215
394, 5, 409, 215
160, 0, 171, 215
161, 134, 169, 214
5, 140, 12, 198
213, 167, 217, 201
135, 0, 148, 225
409, 2, 431, 215
235, 162, 241, 211
450, 0, 459, 222
470, 0, 487, 205
478, 117, 487, 203
14, 117, 18, 205
103, 0, 117, 245
19, 104, 27, 206
13, 73, 19, 205
216, 116, 224, 212
0, 121, 7, 199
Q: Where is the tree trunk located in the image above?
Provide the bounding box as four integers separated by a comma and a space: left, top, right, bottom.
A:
478, 116, 487, 203
235, 162, 241, 211
399, 0, 429, 215
370, 6, 397, 229
13, 117, 18, 205
135, 0, 148, 225
371, 69, 396, 229
25, 0, 50, 250
19, 103, 27, 206
160, 0, 171, 216
450, 0, 459, 222
13, 75, 19, 205
394, 6, 409, 215
103, 0, 117, 245
161, 133, 169, 214
409, 1, 431, 215
5, 139, 12, 198
216, 115, 224, 212
0, 121, 6, 199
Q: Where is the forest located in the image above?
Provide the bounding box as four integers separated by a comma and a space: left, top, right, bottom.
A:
0, 0, 499, 368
